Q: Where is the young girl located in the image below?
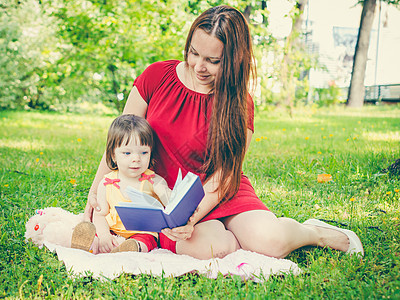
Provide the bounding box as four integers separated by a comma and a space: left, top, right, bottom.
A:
72, 114, 170, 254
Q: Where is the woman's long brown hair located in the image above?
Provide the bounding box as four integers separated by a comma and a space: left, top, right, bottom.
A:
184, 5, 256, 201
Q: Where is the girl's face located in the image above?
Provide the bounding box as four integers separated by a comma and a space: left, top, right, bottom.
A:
187, 29, 223, 93
113, 134, 151, 179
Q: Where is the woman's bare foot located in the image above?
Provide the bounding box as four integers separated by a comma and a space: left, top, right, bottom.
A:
303, 219, 364, 256
309, 225, 350, 252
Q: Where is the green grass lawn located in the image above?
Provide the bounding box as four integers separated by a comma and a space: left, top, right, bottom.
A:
1, 106, 399, 299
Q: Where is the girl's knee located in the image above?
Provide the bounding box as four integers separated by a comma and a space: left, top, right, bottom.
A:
177, 221, 239, 259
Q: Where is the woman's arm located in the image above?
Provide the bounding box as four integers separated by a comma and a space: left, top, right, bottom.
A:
246, 128, 253, 152
84, 153, 111, 220
191, 129, 253, 224
162, 129, 254, 241
122, 86, 148, 116
84, 87, 148, 221
92, 181, 119, 253
160, 170, 221, 241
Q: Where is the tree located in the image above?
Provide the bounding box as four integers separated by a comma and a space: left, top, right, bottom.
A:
0, 0, 63, 110
241, 0, 317, 110
281, 0, 307, 112
1, 0, 192, 111
347, 0, 377, 107
0, 0, 317, 111
347, 0, 400, 107
52, 0, 190, 112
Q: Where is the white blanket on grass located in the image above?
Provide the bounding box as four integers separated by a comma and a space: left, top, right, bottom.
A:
44, 242, 300, 282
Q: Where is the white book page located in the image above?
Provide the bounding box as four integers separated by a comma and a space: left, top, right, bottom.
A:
164, 172, 197, 214
120, 186, 164, 210
169, 168, 183, 201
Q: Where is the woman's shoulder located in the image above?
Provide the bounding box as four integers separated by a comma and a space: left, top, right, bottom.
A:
143, 60, 180, 75
134, 60, 181, 99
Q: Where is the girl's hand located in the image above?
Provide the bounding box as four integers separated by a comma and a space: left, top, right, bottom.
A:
161, 222, 195, 242
84, 190, 101, 222
97, 234, 119, 253
91, 236, 100, 254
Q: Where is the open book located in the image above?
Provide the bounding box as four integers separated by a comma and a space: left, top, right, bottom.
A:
115, 170, 204, 232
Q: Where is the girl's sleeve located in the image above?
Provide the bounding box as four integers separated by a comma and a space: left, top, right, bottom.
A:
247, 94, 255, 132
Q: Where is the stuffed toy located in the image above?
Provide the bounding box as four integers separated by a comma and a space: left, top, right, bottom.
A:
25, 207, 86, 248
25, 207, 127, 251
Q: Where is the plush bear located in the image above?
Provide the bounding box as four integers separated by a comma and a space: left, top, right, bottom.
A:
25, 207, 85, 248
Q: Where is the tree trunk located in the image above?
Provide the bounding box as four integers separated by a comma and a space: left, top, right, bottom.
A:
281, 0, 306, 114
108, 64, 122, 112
243, 5, 251, 23
347, 0, 376, 107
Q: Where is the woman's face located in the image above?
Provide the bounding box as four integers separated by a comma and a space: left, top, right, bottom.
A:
187, 29, 223, 93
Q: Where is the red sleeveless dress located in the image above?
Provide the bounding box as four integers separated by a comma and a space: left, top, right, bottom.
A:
133, 60, 269, 250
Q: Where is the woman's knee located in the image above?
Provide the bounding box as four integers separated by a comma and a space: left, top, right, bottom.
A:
209, 227, 239, 258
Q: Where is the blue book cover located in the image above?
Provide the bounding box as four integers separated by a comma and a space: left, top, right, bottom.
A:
115, 171, 204, 232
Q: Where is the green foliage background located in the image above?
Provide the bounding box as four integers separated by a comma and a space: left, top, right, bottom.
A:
1, 0, 319, 112
1, 0, 189, 111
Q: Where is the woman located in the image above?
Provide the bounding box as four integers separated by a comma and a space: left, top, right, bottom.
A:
84, 5, 363, 259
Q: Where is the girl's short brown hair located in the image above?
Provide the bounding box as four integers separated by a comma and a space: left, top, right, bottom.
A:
105, 114, 154, 170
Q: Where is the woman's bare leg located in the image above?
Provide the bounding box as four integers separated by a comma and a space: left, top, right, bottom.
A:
224, 210, 350, 258
176, 220, 240, 260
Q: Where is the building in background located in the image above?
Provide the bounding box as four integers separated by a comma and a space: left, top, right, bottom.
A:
304, 0, 400, 88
